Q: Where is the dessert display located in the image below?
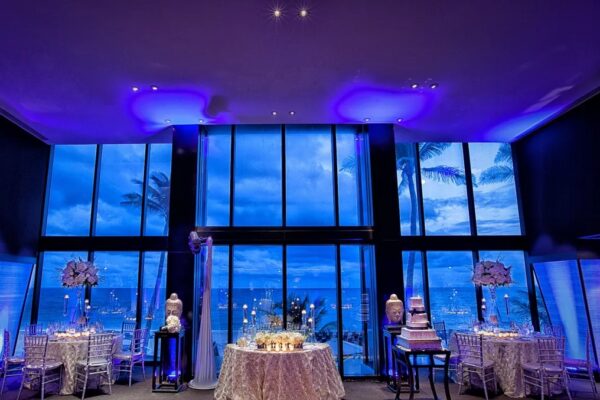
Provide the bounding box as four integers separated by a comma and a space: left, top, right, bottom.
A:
396, 296, 442, 350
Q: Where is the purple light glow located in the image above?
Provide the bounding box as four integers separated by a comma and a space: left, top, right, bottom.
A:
482, 107, 563, 142
332, 86, 433, 124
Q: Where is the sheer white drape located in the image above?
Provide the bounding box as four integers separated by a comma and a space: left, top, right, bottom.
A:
189, 236, 218, 389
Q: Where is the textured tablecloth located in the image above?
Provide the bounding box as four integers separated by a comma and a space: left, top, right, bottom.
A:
46, 335, 122, 395
214, 343, 345, 400
483, 338, 538, 398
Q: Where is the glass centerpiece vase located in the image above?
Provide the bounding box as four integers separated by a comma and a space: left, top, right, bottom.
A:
472, 260, 512, 327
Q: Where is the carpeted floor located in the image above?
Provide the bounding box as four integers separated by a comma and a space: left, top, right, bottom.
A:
1, 373, 596, 399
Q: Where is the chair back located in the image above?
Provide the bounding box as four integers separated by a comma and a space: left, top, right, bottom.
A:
455, 332, 485, 367
85, 333, 114, 366
543, 325, 565, 338
2, 329, 10, 362
27, 324, 43, 336
433, 321, 448, 345
130, 329, 148, 355
537, 336, 565, 368
24, 334, 49, 368
121, 321, 136, 334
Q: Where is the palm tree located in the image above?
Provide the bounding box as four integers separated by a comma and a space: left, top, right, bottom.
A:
478, 143, 514, 184
396, 143, 465, 298
121, 171, 170, 334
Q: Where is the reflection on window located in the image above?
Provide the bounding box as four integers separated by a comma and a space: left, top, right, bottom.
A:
232, 246, 283, 335
341, 245, 378, 376
286, 126, 334, 226
478, 251, 531, 328
577, 260, 599, 363
403, 251, 423, 300
427, 251, 476, 335
337, 126, 372, 226
469, 143, 521, 235
144, 144, 172, 235
533, 261, 587, 359
0, 260, 34, 354
419, 143, 470, 235
45, 145, 96, 236
286, 246, 337, 361
395, 143, 421, 235
233, 126, 282, 226
96, 144, 146, 235
38, 251, 88, 327
91, 252, 139, 331
209, 246, 230, 369
142, 252, 167, 357
198, 127, 231, 226
533, 272, 551, 330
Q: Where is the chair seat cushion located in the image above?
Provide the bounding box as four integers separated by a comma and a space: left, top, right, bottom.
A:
522, 362, 564, 374
460, 358, 494, 369
7, 356, 25, 364
24, 361, 62, 370
77, 358, 110, 367
564, 358, 587, 368
113, 352, 143, 361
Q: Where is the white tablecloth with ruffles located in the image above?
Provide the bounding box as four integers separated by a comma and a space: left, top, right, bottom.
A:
214, 343, 345, 400
46, 335, 122, 395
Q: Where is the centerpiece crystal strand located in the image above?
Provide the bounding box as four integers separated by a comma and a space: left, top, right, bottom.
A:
189, 236, 218, 389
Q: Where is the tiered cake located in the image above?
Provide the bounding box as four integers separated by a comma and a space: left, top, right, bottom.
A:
396, 296, 442, 350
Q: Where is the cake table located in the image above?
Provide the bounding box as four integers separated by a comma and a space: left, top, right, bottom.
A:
393, 345, 452, 400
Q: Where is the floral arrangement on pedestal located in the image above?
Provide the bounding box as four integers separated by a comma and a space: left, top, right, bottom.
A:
61, 258, 99, 288
165, 315, 182, 333
472, 260, 512, 325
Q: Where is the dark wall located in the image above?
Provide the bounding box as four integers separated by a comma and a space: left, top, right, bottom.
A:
514, 92, 600, 256
0, 116, 49, 258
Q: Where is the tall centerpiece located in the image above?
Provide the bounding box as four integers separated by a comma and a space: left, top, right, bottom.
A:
472, 260, 512, 325
61, 258, 99, 325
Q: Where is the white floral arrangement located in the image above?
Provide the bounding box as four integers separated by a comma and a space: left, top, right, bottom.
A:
472, 260, 512, 287
255, 331, 305, 351
165, 315, 182, 333
61, 258, 99, 288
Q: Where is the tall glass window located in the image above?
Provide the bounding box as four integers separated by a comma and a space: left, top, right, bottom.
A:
209, 246, 230, 369
286, 246, 337, 359
286, 126, 334, 226
198, 127, 232, 226
395, 143, 422, 236
144, 144, 172, 235
38, 251, 88, 327
337, 126, 372, 226
45, 145, 96, 236
0, 260, 35, 353
403, 251, 424, 301
233, 126, 282, 226
478, 251, 531, 328
141, 252, 167, 357
469, 143, 521, 235
91, 251, 140, 331
427, 251, 476, 335
232, 246, 283, 335
533, 260, 588, 359
95, 144, 146, 235
420, 143, 470, 235
340, 245, 378, 376
580, 260, 600, 365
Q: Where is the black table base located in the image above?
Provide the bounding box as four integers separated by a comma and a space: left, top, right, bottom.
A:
393, 346, 451, 400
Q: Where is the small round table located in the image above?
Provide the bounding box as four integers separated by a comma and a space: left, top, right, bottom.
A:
214, 343, 345, 400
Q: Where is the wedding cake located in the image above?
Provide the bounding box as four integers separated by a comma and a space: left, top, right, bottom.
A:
396, 296, 442, 350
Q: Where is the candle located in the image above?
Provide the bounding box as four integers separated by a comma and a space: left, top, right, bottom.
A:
64, 295, 70, 315
309, 303, 315, 326
301, 309, 307, 327
504, 294, 510, 315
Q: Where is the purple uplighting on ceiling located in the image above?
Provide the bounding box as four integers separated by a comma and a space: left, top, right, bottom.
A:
1, 1, 600, 143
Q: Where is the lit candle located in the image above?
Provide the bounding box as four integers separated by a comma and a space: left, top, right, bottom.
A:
301, 309, 307, 327
504, 294, 510, 315
251, 310, 256, 326
310, 303, 315, 327
64, 295, 70, 315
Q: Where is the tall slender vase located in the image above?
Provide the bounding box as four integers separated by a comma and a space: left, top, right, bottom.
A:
488, 286, 498, 325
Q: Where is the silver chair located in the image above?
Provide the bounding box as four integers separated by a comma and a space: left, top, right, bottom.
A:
75, 333, 114, 400
112, 328, 147, 386
565, 330, 598, 398
26, 324, 43, 336
432, 322, 459, 381
543, 325, 565, 338
522, 336, 572, 400
1, 329, 25, 399
17, 334, 63, 400
121, 321, 136, 351
455, 332, 497, 400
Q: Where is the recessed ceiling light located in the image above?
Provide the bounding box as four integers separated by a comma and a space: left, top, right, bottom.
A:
151, 85, 159, 91
165, 119, 171, 123
397, 118, 403, 123
363, 117, 370, 123
131, 86, 139, 92
430, 83, 439, 89
289, 111, 295, 116
411, 83, 419, 89
199, 119, 204, 124
299, 9, 308, 17
273, 8, 282, 18
272, 111, 278, 116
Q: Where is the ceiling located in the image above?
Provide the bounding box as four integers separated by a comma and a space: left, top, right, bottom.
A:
2, 1, 600, 144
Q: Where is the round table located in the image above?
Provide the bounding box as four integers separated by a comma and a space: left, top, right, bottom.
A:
214, 343, 345, 400
46, 334, 122, 395
483, 337, 539, 398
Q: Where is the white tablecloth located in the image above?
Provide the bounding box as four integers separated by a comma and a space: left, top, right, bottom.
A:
46, 335, 122, 395
214, 343, 345, 400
